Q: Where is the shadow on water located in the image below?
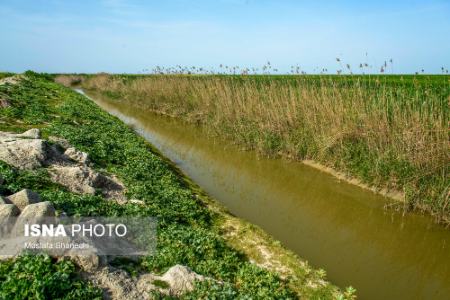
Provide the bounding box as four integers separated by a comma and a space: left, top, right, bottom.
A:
78, 89, 450, 300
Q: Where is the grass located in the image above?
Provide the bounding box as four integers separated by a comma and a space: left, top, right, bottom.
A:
0, 72, 347, 299
67, 73, 450, 224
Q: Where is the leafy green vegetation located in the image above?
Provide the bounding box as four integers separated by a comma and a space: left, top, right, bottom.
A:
73, 73, 450, 223
0, 73, 345, 298
0, 72, 14, 80
0, 254, 102, 300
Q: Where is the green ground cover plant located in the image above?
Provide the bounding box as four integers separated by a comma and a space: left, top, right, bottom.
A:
0, 254, 102, 300
0, 72, 345, 299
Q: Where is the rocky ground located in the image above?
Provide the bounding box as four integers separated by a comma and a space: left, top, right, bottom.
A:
0, 128, 209, 299
0, 128, 123, 198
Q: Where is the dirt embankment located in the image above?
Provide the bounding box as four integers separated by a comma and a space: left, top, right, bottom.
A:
0, 74, 351, 299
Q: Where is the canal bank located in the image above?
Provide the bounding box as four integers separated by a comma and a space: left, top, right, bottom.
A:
80, 88, 450, 300
0, 73, 344, 299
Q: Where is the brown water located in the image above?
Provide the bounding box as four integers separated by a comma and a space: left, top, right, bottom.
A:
79, 89, 450, 300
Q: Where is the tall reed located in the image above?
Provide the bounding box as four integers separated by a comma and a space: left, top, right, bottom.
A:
59, 74, 450, 223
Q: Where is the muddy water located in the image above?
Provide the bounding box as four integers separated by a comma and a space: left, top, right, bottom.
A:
79, 89, 450, 300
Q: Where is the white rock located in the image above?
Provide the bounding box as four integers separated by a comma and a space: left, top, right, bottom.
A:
161, 265, 204, 296
86, 267, 145, 300
0, 128, 41, 140
129, 199, 145, 205
0, 75, 23, 86
49, 165, 123, 197
0, 137, 47, 169
64, 147, 89, 164
0, 203, 19, 217
12, 201, 55, 237
0, 204, 20, 232
19, 201, 55, 219
49, 165, 100, 194
0, 129, 48, 169
67, 247, 105, 272
20, 128, 41, 139
6, 189, 41, 210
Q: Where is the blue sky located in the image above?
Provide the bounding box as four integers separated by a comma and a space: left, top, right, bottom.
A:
0, 0, 449, 74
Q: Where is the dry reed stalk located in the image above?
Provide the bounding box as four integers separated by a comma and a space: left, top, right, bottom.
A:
73, 73, 449, 220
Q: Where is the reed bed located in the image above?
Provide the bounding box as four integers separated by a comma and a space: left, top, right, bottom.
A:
59, 73, 449, 223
